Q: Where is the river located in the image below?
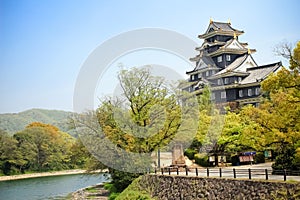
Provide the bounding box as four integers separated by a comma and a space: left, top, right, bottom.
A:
0, 173, 109, 200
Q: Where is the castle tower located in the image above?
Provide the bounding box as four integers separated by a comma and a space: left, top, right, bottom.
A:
184, 19, 282, 109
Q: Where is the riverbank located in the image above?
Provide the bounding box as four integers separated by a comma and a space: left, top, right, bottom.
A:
0, 169, 107, 182
71, 183, 109, 200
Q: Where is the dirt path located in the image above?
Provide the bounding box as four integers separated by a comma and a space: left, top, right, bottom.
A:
0, 169, 87, 181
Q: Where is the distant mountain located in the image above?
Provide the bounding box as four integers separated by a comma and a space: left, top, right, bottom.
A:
0, 109, 77, 136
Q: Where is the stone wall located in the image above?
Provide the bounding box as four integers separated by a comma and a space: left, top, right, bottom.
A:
137, 175, 300, 200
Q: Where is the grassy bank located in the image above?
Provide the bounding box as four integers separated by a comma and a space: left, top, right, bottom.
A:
71, 183, 110, 199
114, 177, 154, 200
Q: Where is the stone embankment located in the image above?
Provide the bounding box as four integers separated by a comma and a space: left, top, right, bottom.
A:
137, 175, 300, 199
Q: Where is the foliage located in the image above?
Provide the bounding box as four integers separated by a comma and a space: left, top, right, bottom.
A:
74, 67, 199, 193
245, 41, 300, 170
184, 148, 197, 160
194, 153, 209, 167
96, 67, 185, 154
0, 122, 92, 175
109, 169, 141, 192
13, 122, 75, 171
254, 152, 265, 164
190, 42, 300, 169
116, 176, 155, 200
191, 87, 223, 152
0, 130, 24, 174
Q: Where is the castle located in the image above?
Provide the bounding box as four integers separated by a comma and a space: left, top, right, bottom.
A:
184, 19, 282, 109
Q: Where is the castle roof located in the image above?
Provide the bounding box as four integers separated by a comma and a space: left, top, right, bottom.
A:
207, 39, 256, 57
199, 21, 244, 39
212, 54, 258, 78
187, 56, 216, 74
240, 62, 282, 84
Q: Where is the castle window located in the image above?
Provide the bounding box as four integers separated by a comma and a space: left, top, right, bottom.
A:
226, 55, 231, 61
224, 78, 229, 84
217, 79, 222, 85
217, 56, 222, 62
248, 89, 252, 96
206, 71, 209, 76
255, 87, 260, 95
221, 91, 226, 99
191, 74, 198, 81
238, 77, 242, 83
239, 90, 243, 97
211, 93, 215, 100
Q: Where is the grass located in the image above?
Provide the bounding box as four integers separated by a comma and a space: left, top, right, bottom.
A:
85, 187, 99, 193
115, 177, 155, 200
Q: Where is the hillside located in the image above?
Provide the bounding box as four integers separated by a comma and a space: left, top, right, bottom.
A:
0, 109, 76, 135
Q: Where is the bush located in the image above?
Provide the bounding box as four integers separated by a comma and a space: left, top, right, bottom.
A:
231, 155, 240, 166
272, 145, 300, 171
109, 192, 120, 200
109, 169, 140, 192
116, 177, 154, 200
254, 152, 265, 164
184, 148, 197, 160
104, 183, 118, 194
194, 153, 209, 167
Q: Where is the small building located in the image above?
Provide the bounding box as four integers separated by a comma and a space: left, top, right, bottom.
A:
184, 19, 282, 109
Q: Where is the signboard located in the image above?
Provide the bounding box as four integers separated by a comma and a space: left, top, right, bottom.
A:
239, 155, 254, 162
264, 150, 272, 158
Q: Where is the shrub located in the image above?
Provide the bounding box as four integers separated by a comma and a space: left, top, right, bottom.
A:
254, 152, 265, 164
231, 155, 240, 166
116, 177, 154, 200
194, 153, 209, 167
184, 148, 197, 160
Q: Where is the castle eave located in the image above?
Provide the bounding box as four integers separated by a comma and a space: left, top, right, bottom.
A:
198, 30, 244, 39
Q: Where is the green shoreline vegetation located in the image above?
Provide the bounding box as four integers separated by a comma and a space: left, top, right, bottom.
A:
0, 122, 106, 176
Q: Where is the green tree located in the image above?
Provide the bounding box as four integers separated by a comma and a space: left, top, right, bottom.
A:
245, 41, 300, 170
98, 67, 184, 153
75, 67, 198, 193
14, 122, 75, 171
0, 130, 25, 175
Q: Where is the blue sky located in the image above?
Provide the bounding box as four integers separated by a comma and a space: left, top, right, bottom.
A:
0, 0, 299, 113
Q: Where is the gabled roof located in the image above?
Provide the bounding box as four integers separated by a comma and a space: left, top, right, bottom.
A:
199, 21, 244, 39
207, 39, 256, 57
211, 54, 258, 79
223, 38, 247, 49
195, 40, 226, 51
187, 56, 216, 74
240, 62, 282, 84
216, 54, 247, 74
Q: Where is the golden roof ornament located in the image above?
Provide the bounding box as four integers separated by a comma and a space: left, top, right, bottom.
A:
210, 17, 213, 24
248, 48, 251, 54
228, 19, 231, 24
233, 32, 237, 39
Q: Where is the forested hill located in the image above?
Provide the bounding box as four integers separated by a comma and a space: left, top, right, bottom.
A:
0, 109, 75, 135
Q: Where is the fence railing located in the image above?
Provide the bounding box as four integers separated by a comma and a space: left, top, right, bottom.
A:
152, 167, 300, 182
